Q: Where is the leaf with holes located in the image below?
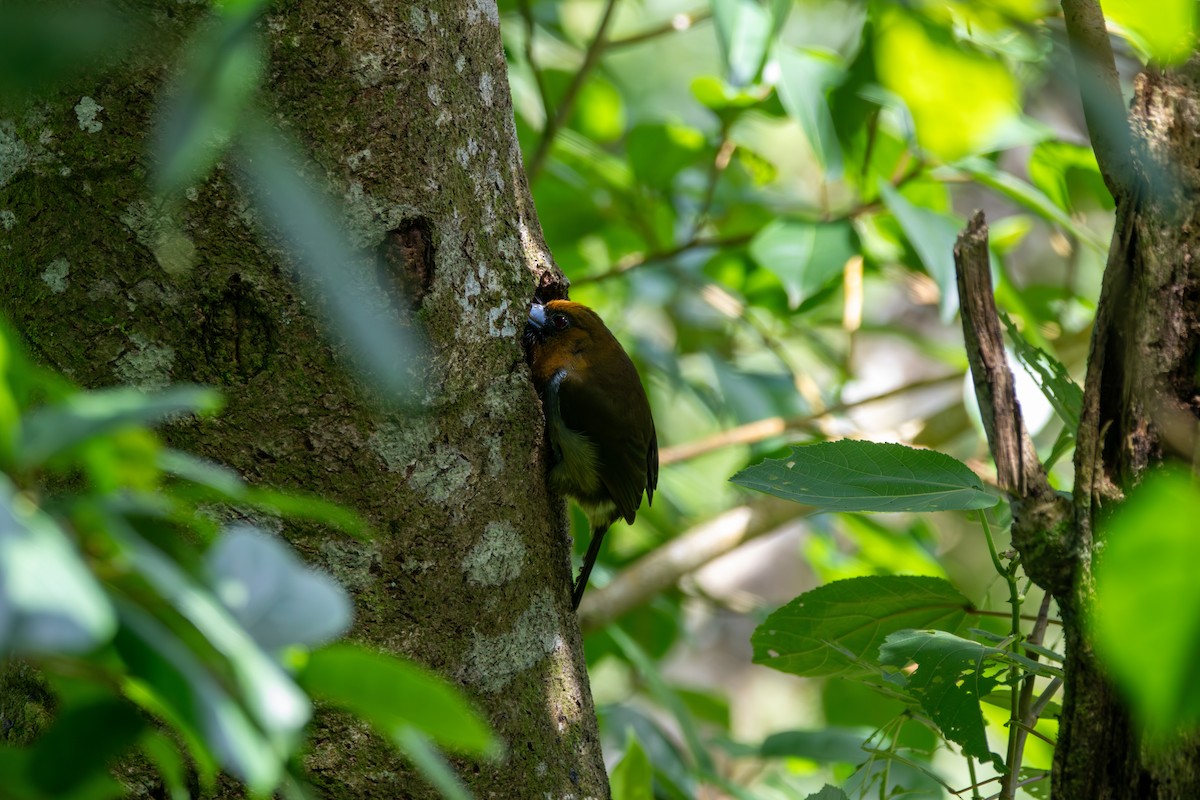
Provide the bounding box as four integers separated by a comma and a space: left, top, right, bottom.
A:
752, 575, 971, 679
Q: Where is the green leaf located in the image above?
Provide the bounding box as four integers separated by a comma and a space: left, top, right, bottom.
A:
626, 122, 707, 190
760, 728, 869, 763
114, 599, 293, 794
392, 727, 474, 800
878, 629, 1007, 766
1000, 314, 1082, 431
139, 730, 191, 800
19, 386, 221, 468
0, 476, 116, 655
689, 76, 766, 112
153, 7, 265, 193
774, 47, 844, 177
30, 699, 145, 795
611, 730, 654, 800
301, 643, 495, 755
711, 0, 791, 86
748, 219, 857, 309
803, 787, 851, 800
207, 526, 352, 650
1028, 140, 1114, 213
160, 449, 372, 539
235, 124, 426, 401
878, 181, 963, 322
873, 5, 1019, 159
751, 575, 971, 678
1103, 0, 1197, 64
731, 440, 996, 512
1091, 469, 1200, 735
951, 157, 1106, 251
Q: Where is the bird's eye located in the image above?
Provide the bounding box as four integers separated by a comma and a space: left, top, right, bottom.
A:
551, 313, 570, 331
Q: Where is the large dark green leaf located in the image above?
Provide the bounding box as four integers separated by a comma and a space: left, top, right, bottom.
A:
752, 575, 971, 678
731, 440, 996, 512
30, 699, 144, 795
879, 629, 1007, 766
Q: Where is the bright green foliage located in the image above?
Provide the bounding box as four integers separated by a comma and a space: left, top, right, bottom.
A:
1091, 470, 1200, 736
732, 440, 997, 512
1103, 0, 1198, 63
751, 575, 971, 678
610, 730, 654, 800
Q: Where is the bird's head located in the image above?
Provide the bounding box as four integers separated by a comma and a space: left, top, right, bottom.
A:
524, 300, 616, 385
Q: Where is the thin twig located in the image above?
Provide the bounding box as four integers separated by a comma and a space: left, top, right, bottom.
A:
607, 8, 713, 48
518, 0, 552, 123
571, 232, 754, 286
526, 0, 620, 183
659, 373, 962, 466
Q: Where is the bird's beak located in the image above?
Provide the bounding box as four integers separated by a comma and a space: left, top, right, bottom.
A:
528, 302, 547, 330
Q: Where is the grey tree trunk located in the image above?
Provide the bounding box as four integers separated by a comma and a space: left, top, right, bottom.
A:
0, 1, 608, 797
1056, 61, 1200, 799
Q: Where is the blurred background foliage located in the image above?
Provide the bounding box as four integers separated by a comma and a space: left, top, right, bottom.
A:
2, 0, 1200, 797
499, 0, 1196, 797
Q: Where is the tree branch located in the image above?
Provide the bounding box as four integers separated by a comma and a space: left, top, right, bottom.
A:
1059, 0, 1135, 199
577, 499, 806, 632
607, 9, 712, 49
659, 373, 962, 466
954, 211, 1072, 595
526, 0, 620, 183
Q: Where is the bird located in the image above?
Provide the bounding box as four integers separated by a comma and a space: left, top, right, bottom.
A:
524, 299, 658, 609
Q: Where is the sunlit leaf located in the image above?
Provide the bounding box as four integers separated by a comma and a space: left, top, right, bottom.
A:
774, 47, 844, 177
752, 575, 971, 678
873, 5, 1019, 160
1103, 0, 1198, 64
572, 76, 625, 143
301, 643, 495, 755
1028, 140, 1114, 213
611, 730, 653, 800
1091, 470, 1200, 735
732, 440, 996, 512
0, 476, 116, 655
879, 629, 1007, 766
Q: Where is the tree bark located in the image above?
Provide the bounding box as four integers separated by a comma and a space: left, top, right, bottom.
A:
0, 1, 607, 797
1055, 59, 1200, 800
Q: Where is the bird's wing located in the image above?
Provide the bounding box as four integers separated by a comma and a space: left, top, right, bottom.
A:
558, 368, 654, 525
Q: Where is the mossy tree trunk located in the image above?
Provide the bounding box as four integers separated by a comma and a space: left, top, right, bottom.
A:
1053, 60, 1200, 800
0, 1, 607, 797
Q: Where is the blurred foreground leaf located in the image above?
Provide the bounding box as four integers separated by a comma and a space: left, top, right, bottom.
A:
1091, 470, 1200, 736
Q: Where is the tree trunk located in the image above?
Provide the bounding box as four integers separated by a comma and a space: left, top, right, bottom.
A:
1056, 60, 1200, 799
0, 1, 608, 797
